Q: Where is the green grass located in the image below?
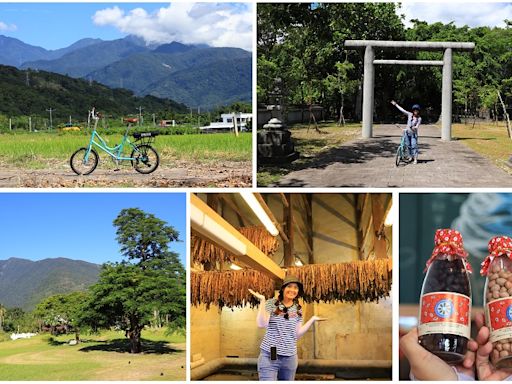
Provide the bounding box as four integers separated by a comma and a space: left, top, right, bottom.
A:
257, 122, 360, 186
0, 328, 185, 380
453, 122, 512, 175
0, 131, 251, 169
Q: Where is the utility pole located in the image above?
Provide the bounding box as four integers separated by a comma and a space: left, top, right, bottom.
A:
46, 108, 55, 130
198, 106, 200, 128
137, 106, 144, 126
25, 71, 30, 87
152, 113, 156, 127
190, 107, 193, 123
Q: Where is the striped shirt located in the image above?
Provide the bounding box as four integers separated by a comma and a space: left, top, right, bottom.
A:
260, 298, 302, 357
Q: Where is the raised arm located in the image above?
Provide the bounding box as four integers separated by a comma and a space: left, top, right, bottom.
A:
248, 289, 270, 328
391, 100, 411, 116
296, 316, 327, 339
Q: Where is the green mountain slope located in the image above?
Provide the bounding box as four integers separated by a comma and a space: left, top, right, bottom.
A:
88, 47, 252, 108
0, 257, 100, 311
144, 57, 252, 107
0, 64, 188, 117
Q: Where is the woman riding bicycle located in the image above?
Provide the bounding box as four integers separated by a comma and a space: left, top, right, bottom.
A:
391, 101, 421, 164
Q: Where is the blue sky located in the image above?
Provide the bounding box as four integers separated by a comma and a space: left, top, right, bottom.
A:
0, 192, 187, 266
0, 2, 252, 50
400, 2, 512, 28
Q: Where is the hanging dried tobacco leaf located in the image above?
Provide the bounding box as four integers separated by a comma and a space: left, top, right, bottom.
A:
286, 259, 392, 304
191, 226, 279, 265
191, 269, 276, 309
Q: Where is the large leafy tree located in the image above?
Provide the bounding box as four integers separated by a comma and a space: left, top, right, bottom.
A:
33, 291, 89, 341
81, 208, 185, 354
258, 3, 512, 123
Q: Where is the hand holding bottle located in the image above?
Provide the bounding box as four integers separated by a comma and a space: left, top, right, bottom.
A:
400, 327, 477, 380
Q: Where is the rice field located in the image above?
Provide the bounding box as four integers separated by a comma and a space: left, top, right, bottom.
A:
0, 131, 252, 169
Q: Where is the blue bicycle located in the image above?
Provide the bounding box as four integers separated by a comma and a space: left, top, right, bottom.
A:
70, 120, 159, 175
395, 126, 412, 167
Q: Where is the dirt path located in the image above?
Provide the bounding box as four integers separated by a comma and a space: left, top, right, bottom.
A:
270, 124, 512, 187
0, 160, 251, 187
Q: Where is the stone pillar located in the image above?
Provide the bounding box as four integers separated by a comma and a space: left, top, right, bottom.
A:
362, 45, 375, 138
442, 48, 453, 141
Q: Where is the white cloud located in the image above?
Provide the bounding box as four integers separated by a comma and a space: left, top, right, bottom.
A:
399, 2, 512, 28
92, 3, 252, 51
0, 21, 17, 31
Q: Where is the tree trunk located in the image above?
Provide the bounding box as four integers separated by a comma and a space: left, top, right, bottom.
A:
127, 320, 142, 354
497, 90, 512, 139
130, 327, 142, 354
339, 93, 346, 126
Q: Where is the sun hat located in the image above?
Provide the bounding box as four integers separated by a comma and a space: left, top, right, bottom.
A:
281, 275, 304, 296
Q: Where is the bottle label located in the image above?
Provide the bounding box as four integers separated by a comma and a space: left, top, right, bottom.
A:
487, 298, 512, 343
418, 292, 471, 338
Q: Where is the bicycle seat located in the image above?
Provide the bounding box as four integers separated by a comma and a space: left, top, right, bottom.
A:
133, 131, 159, 139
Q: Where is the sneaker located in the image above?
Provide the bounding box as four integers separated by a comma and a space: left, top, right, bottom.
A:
413, 158, 418, 164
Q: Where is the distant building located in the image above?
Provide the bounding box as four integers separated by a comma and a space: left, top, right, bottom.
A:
159, 120, 176, 127
200, 113, 252, 133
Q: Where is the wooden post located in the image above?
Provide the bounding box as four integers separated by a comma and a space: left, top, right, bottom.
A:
283, 194, 294, 267
9, 118, 12, 131
371, 194, 388, 259
306, 194, 314, 264
29, 116, 32, 132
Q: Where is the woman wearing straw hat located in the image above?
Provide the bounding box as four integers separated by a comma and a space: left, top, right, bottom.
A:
249, 275, 327, 381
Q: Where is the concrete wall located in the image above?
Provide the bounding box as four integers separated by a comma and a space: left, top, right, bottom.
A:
190, 304, 222, 362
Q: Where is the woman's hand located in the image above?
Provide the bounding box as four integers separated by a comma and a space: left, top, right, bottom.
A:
312, 316, 327, 322
400, 327, 476, 380
391, 100, 397, 106
472, 312, 512, 381
248, 289, 266, 303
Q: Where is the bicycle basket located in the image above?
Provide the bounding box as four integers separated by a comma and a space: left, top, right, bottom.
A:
133, 131, 159, 145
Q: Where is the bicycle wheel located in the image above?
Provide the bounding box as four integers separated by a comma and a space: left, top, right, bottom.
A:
70, 147, 99, 175
395, 146, 402, 167
131, 144, 159, 174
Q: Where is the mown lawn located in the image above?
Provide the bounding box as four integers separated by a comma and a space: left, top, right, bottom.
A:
257, 122, 360, 186
0, 329, 185, 380
453, 122, 512, 175
0, 131, 252, 169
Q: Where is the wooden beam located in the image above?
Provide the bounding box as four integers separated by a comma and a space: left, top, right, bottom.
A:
293, 215, 313, 256
371, 194, 388, 259
254, 192, 289, 244
191, 194, 285, 280
306, 194, 314, 264
279, 193, 289, 208
341, 194, 356, 208
219, 195, 247, 227
283, 193, 294, 267
354, 195, 363, 260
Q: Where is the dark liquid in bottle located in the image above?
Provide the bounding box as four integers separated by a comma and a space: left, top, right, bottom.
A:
419, 258, 471, 364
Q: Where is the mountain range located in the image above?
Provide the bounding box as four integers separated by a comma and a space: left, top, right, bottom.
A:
0, 64, 188, 117
0, 34, 251, 108
0, 257, 100, 311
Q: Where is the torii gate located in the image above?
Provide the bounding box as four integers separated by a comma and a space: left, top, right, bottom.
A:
344, 40, 475, 141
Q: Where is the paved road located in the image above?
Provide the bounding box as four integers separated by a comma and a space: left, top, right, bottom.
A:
271, 124, 512, 187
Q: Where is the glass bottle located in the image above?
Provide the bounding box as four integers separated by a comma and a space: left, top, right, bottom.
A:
482, 236, 512, 369
418, 229, 472, 364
